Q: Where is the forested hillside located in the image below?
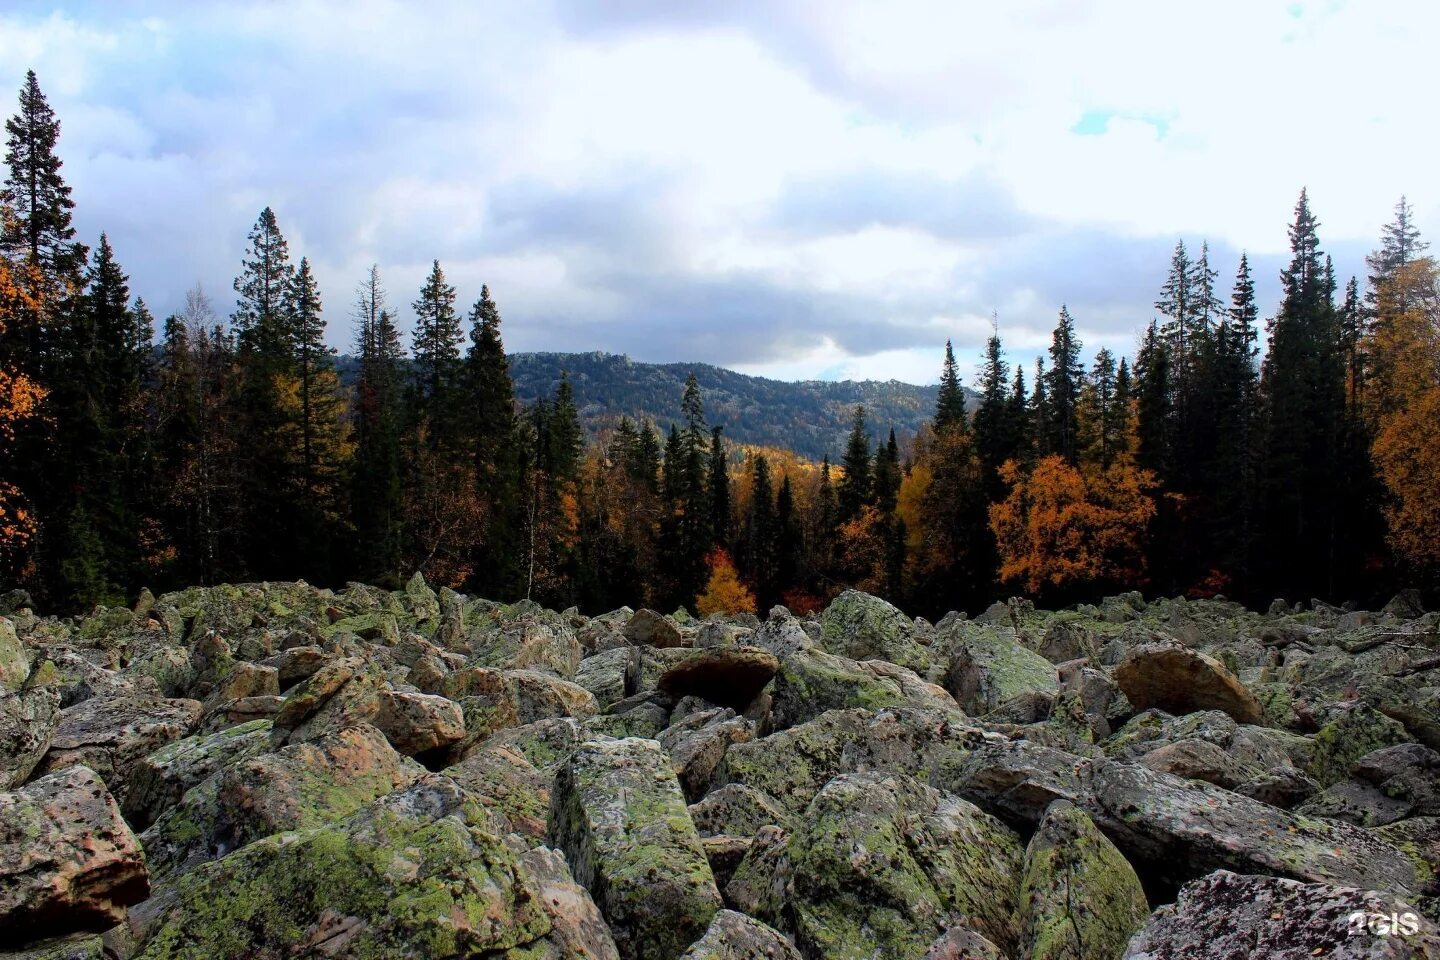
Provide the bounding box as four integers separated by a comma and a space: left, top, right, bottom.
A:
337, 351, 962, 461
3, 71, 1440, 619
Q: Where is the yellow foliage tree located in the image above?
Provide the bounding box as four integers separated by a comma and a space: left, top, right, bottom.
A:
0, 255, 46, 560
695, 548, 757, 617
989, 455, 1157, 596
1365, 259, 1440, 578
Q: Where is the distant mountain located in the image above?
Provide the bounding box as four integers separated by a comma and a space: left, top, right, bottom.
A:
507, 351, 973, 461
333, 350, 973, 460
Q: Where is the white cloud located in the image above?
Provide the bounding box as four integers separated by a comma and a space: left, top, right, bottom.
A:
0, 0, 1435, 382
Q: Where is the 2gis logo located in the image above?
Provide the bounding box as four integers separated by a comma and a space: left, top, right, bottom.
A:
1346, 910, 1423, 938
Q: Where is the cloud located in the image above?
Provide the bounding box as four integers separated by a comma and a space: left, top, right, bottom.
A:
0, 0, 1434, 383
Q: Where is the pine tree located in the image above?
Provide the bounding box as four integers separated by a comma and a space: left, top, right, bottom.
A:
232, 207, 295, 366
973, 330, 1012, 481
836, 405, 872, 523
1366, 196, 1428, 315
1155, 240, 1194, 381
1134, 320, 1172, 479
2, 71, 85, 283
352, 266, 405, 584
874, 428, 902, 513
548, 372, 582, 481
774, 474, 800, 602
1259, 189, 1357, 600
464, 283, 523, 597
1078, 347, 1119, 469
1030, 357, 1050, 458
411, 259, 462, 437
288, 257, 326, 497
1338, 275, 1364, 410
743, 453, 777, 607
708, 426, 730, 547
1007, 363, 1030, 462
934, 339, 967, 434
1044, 306, 1084, 463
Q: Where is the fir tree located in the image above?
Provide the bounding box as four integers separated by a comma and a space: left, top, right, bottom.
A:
934, 339, 967, 434
1044, 306, 1083, 463
1, 71, 84, 281
411, 259, 462, 436
548, 372, 582, 481
836, 405, 872, 523
1366, 196, 1428, 314
744, 453, 777, 607
352, 266, 405, 584
874, 428, 902, 514
1134, 320, 1173, 479
973, 330, 1012, 481
708, 426, 730, 547
464, 284, 523, 597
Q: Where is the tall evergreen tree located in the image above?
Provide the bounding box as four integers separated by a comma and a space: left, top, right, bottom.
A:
743, 453, 777, 608
1133, 320, 1173, 479
1259, 189, 1356, 600
774, 474, 800, 603
1044, 306, 1083, 462
973, 330, 1013, 482
708, 426, 730, 547
351, 266, 405, 584
464, 284, 523, 597
1, 70, 84, 282
934, 339, 967, 434
873, 428, 902, 513
547, 372, 582, 481
411, 259, 462, 439
836, 405, 872, 523
1366, 196, 1428, 315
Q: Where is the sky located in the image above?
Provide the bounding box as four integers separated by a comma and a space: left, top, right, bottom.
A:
1, 1, 1435, 385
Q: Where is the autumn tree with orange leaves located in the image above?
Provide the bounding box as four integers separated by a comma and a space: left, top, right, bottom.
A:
989, 455, 1157, 599
1365, 258, 1440, 584
0, 254, 44, 566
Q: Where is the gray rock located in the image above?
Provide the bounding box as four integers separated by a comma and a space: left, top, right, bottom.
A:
0, 766, 148, 943
549, 737, 722, 960
1123, 870, 1440, 959
679, 910, 800, 960
0, 684, 60, 788
818, 589, 929, 672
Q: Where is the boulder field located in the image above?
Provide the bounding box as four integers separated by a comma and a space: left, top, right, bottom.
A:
0, 579, 1437, 959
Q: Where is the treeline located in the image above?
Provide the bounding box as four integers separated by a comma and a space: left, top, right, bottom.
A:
2, 71, 1439, 615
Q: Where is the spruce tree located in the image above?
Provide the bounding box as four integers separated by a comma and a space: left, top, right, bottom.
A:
1366, 196, 1428, 315
464, 284, 523, 597
352, 266, 405, 584
874, 428, 901, 513
2, 70, 85, 282
774, 474, 800, 602
411, 259, 462, 439
973, 330, 1012, 481
548, 372, 582, 481
836, 405, 872, 523
744, 453, 777, 607
708, 426, 730, 547
1134, 320, 1173, 479
934, 339, 967, 434
1044, 306, 1083, 463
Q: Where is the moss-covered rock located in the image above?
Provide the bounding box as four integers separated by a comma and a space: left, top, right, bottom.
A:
1307, 703, 1414, 787
548, 737, 722, 960
1121, 870, 1440, 959
679, 910, 801, 960
1112, 642, 1263, 725
37, 694, 203, 805
0, 617, 29, 692
767, 648, 954, 731
942, 622, 1059, 715
135, 777, 555, 960
787, 772, 1024, 959
122, 718, 271, 830
818, 590, 929, 672
1019, 800, 1148, 960
0, 683, 60, 789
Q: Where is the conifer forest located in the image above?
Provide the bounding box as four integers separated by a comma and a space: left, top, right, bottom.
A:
2, 69, 1438, 619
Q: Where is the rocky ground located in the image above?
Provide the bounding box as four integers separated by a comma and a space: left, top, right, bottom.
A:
1, 577, 1438, 959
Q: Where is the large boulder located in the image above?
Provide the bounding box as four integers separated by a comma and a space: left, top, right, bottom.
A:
0, 766, 148, 943
470, 618, 583, 678
133, 777, 565, 959
1307, 703, 1415, 787
1112, 643, 1263, 725
141, 723, 423, 881
625, 608, 685, 649
1019, 800, 1149, 960
37, 695, 202, 804
444, 667, 598, 743
1, 683, 60, 788
1122, 870, 1440, 959
122, 718, 272, 830
679, 910, 801, 960
0, 616, 28, 691
717, 707, 997, 818
658, 708, 755, 801
548, 737, 722, 960
818, 590, 929, 672
688, 783, 791, 838
443, 742, 553, 842
787, 772, 1025, 959
268, 656, 386, 746
767, 649, 959, 731
372, 688, 465, 757
943, 623, 1059, 715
